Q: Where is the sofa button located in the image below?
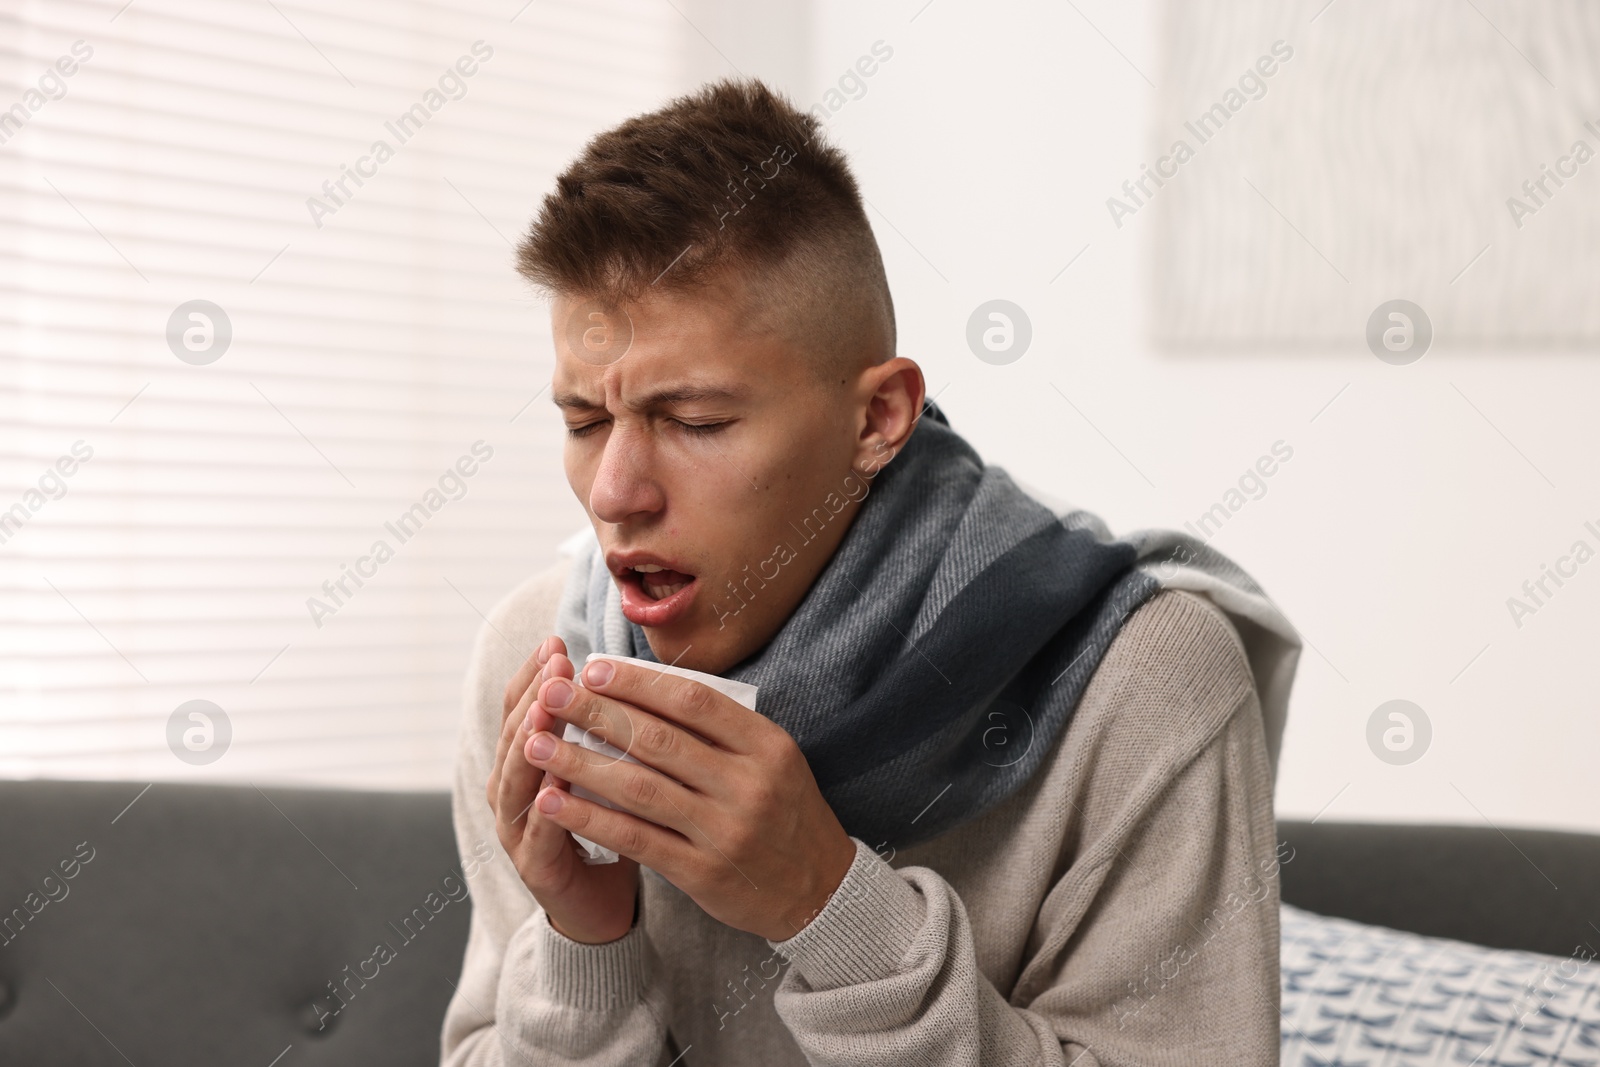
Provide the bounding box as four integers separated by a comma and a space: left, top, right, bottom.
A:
300, 998, 338, 1035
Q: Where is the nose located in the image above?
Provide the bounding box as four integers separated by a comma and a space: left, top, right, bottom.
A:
588, 424, 665, 525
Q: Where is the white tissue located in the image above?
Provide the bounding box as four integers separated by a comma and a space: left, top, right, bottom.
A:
562, 652, 760, 865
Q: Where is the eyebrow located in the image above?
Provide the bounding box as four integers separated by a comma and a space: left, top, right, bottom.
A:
551, 384, 747, 413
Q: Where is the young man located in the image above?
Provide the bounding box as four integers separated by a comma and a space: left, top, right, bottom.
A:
441, 79, 1300, 1066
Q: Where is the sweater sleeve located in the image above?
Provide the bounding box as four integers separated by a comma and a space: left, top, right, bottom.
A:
440, 561, 676, 1067
761, 593, 1283, 1067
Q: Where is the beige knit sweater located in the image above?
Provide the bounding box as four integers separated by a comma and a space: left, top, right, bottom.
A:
440, 555, 1283, 1066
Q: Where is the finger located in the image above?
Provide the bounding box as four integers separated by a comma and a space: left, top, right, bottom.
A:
492, 640, 574, 803
497, 654, 575, 823
525, 730, 702, 839
536, 670, 720, 793
496, 707, 544, 828
503, 636, 555, 721
532, 781, 695, 873
513, 761, 590, 874
491, 664, 542, 803
492, 637, 557, 801
580, 656, 765, 755
524, 651, 575, 738
490, 679, 528, 801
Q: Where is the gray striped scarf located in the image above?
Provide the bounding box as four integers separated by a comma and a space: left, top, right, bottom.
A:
553, 403, 1300, 851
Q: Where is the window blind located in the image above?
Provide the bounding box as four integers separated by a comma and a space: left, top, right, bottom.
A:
1, 0, 684, 787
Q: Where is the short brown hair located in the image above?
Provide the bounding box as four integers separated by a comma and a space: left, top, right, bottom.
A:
516, 78, 895, 377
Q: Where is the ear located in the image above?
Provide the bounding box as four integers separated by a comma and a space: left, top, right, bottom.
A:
852, 357, 925, 478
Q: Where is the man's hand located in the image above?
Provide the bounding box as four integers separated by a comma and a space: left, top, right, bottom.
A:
522, 655, 858, 943
487, 636, 640, 945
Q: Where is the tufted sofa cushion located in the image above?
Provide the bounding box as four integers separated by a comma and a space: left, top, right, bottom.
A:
0, 780, 470, 1067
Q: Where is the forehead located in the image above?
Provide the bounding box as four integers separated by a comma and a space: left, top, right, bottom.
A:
548, 282, 794, 400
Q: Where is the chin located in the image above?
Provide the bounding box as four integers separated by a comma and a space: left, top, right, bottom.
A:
641, 619, 747, 675
641, 624, 709, 671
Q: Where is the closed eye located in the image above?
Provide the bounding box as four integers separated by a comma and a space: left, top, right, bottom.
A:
672, 419, 731, 436
566, 420, 607, 438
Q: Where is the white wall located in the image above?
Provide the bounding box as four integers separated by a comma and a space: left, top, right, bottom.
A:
772, 0, 1596, 833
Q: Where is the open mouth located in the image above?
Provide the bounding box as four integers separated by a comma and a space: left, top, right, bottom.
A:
611, 557, 700, 626
628, 564, 695, 601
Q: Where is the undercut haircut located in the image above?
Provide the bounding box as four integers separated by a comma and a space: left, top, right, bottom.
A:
515, 78, 896, 380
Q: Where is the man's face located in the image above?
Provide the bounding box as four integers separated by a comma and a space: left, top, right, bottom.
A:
550, 278, 870, 673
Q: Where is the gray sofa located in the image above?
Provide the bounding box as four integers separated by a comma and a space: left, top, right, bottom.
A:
2, 780, 1596, 1065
